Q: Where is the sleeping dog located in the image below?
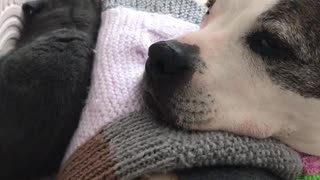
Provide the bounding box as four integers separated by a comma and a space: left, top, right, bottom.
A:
144, 0, 320, 168
0, 0, 100, 179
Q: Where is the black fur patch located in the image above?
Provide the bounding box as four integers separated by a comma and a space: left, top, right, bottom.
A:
206, 0, 216, 8
0, 0, 101, 179
247, 0, 320, 98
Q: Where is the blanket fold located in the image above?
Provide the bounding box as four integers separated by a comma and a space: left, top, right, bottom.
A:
59, 111, 302, 180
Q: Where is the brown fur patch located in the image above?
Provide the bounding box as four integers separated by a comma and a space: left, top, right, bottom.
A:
58, 132, 117, 180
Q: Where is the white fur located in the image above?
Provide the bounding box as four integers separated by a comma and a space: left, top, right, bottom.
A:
174, 0, 320, 156
194, 0, 207, 5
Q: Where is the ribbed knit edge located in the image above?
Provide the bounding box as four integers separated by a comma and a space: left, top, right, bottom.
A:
297, 175, 320, 180
102, 0, 207, 24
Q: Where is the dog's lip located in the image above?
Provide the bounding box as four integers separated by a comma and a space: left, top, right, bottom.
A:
143, 91, 184, 127
144, 90, 212, 130
143, 90, 165, 119
144, 90, 178, 122
144, 91, 196, 130
145, 58, 151, 75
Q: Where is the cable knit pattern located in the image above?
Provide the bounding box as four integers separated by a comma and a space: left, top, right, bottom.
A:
0, 0, 25, 57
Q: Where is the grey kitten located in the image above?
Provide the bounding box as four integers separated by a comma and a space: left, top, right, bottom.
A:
0, 0, 101, 179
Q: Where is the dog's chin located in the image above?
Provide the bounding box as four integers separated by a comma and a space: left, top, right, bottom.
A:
143, 91, 187, 129
143, 91, 211, 130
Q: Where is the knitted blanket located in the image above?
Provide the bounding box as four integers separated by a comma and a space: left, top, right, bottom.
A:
58, 0, 306, 179
59, 111, 302, 180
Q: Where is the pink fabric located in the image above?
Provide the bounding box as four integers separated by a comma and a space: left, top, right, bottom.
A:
64, 7, 198, 160
301, 153, 320, 175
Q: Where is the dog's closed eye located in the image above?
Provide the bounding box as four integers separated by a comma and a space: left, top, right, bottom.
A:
246, 31, 294, 60
206, 0, 216, 8
205, 0, 216, 15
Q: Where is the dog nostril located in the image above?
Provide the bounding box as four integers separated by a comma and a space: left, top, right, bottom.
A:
147, 40, 193, 76
153, 58, 166, 75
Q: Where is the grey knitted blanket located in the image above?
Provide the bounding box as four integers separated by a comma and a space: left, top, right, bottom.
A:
59, 111, 302, 180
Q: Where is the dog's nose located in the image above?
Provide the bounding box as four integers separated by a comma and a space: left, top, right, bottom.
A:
147, 41, 195, 77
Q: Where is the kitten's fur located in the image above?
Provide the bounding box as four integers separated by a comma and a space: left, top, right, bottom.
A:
0, 0, 101, 179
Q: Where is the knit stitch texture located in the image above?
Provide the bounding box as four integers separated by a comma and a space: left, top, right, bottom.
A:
0, 0, 24, 57
64, 4, 201, 160
103, 0, 207, 24
301, 154, 320, 175
297, 175, 320, 180
59, 111, 302, 180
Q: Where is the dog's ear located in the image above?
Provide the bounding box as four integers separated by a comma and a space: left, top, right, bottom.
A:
22, 1, 43, 17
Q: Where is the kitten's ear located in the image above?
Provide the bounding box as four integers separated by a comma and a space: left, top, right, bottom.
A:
22, 1, 43, 16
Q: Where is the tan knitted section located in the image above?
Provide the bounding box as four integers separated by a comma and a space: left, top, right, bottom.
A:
57, 131, 117, 180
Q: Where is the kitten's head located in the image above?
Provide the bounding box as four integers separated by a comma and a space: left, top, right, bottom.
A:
19, 0, 71, 45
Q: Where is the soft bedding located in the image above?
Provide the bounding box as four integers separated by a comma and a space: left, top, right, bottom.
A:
59, 0, 305, 180
0, 0, 318, 180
